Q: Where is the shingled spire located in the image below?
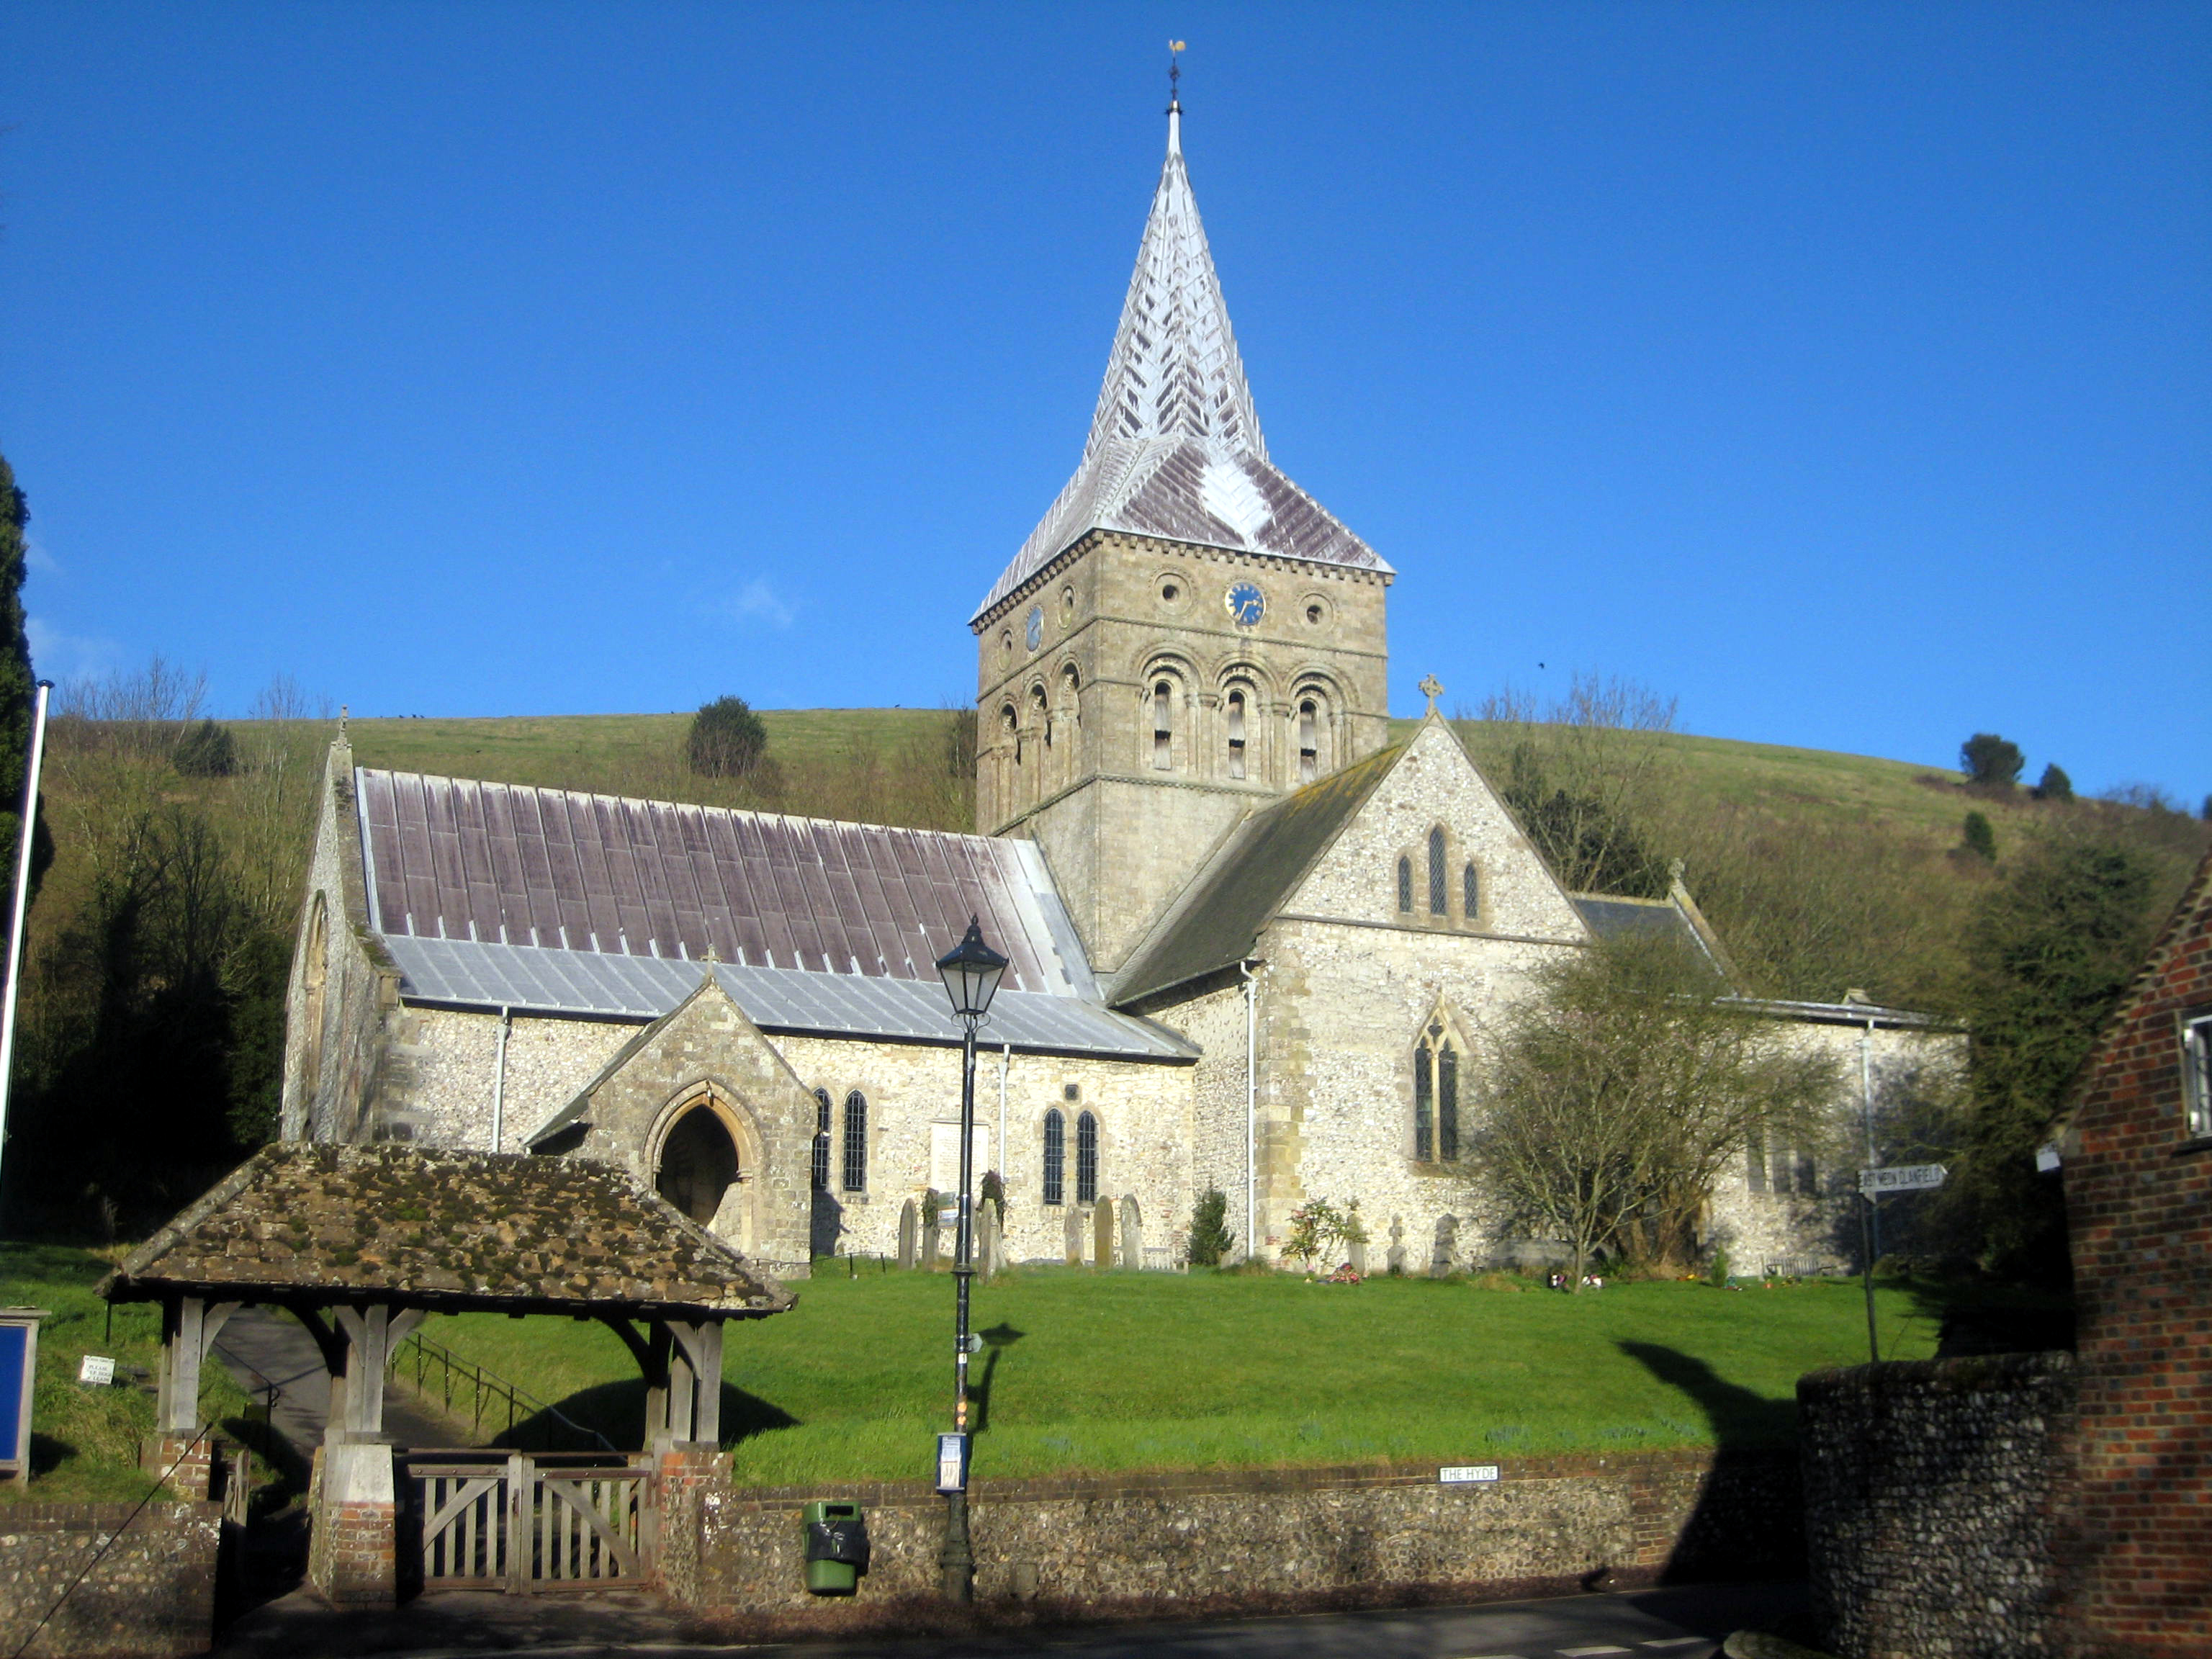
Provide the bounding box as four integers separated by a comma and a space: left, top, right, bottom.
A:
974, 105, 1387, 622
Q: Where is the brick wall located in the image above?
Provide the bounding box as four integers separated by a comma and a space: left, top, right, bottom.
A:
0, 1501, 219, 1658
1799, 1352, 2077, 1659
657, 1448, 1799, 1635
2056, 852, 2212, 1658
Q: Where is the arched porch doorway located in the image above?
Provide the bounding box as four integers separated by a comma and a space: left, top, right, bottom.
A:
655, 1106, 739, 1225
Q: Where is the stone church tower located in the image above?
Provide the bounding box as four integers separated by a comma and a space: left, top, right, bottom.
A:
971, 99, 1394, 973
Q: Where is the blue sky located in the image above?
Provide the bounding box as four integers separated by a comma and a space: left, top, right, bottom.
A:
4, 3, 2207, 804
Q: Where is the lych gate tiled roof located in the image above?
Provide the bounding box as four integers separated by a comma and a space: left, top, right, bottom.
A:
974, 111, 1388, 623
102, 1144, 793, 1318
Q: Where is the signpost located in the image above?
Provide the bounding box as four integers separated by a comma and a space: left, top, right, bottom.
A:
1857, 1164, 1945, 1362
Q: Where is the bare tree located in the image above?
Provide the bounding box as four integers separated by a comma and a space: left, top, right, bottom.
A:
1470, 932, 1840, 1285
1462, 674, 1680, 896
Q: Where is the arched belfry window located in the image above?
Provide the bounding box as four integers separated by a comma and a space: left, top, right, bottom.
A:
1076, 1110, 1100, 1204
1464, 862, 1480, 920
1226, 688, 1248, 780
1427, 828, 1448, 915
1153, 681, 1174, 770
1032, 684, 1050, 750
1298, 699, 1319, 784
1042, 1107, 1066, 1205
811, 1088, 832, 1192
1413, 1018, 1461, 1164
1397, 857, 1413, 913
841, 1090, 868, 1192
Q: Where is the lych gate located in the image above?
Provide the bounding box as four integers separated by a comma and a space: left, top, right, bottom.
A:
101, 1142, 792, 1607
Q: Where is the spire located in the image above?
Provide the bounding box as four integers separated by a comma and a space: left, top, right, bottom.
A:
974, 95, 1387, 622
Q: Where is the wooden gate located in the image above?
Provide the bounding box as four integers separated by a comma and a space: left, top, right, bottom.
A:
404, 1450, 656, 1591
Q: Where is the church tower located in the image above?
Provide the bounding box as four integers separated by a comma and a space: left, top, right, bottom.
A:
971, 97, 1393, 974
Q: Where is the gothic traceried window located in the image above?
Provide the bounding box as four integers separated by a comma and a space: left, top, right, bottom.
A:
1428, 828, 1447, 915
811, 1087, 832, 1192
1413, 1019, 1460, 1163
1076, 1110, 1100, 1204
1043, 1107, 1065, 1205
841, 1089, 868, 1192
1463, 862, 1479, 920
1398, 856, 1413, 913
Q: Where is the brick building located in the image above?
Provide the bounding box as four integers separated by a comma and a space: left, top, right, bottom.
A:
2053, 846, 2212, 1655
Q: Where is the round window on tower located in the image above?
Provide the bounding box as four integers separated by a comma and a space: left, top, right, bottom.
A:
1026, 606, 1044, 652
1156, 572, 1190, 611
1301, 593, 1332, 629
1061, 584, 1076, 621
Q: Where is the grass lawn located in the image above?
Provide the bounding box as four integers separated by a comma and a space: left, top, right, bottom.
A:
421, 1268, 1942, 1487
0, 1243, 257, 1503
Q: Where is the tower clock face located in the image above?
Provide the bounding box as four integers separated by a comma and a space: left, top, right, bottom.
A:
1025, 606, 1043, 652
1226, 581, 1266, 627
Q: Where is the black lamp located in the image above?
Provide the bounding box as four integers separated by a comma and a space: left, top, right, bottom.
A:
935, 916, 1008, 1026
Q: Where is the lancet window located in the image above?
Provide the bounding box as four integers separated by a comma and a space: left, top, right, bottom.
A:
1428, 827, 1448, 914
1298, 699, 1319, 784
1153, 681, 1174, 770
1464, 862, 1480, 920
1413, 1018, 1460, 1163
841, 1090, 868, 1192
811, 1088, 832, 1192
1043, 1107, 1065, 1205
1398, 857, 1413, 913
1076, 1110, 1100, 1204
1226, 688, 1248, 780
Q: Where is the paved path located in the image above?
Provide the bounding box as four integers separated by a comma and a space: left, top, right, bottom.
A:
212, 1306, 463, 1465
208, 1580, 1808, 1659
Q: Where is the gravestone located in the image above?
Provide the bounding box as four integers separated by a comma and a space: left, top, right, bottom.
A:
1430, 1214, 1457, 1278
897, 1199, 917, 1270
1118, 1195, 1143, 1271
1387, 1215, 1406, 1275
1064, 1205, 1084, 1267
977, 1201, 1001, 1280
922, 1200, 942, 1271
1349, 1236, 1367, 1277
1093, 1199, 1114, 1269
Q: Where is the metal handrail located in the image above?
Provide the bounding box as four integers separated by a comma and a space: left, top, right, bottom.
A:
395, 1330, 614, 1452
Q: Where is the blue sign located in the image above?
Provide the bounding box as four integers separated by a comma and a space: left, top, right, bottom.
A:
0, 1323, 27, 1472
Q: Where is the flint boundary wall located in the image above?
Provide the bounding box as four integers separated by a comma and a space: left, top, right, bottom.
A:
0, 1501, 220, 1658
660, 1448, 1799, 1634
1800, 1352, 2076, 1659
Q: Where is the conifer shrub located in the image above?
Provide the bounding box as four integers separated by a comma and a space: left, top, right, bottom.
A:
687, 695, 768, 778
1960, 732, 2024, 788
2033, 763, 2074, 802
1962, 809, 1997, 861
1185, 1186, 1233, 1267
174, 718, 238, 778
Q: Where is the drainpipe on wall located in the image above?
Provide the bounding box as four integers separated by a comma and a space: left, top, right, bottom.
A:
998, 1043, 1010, 1186
491, 1005, 512, 1154
1239, 958, 1260, 1264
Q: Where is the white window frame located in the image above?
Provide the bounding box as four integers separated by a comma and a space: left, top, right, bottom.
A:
2185, 1012, 2212, 1140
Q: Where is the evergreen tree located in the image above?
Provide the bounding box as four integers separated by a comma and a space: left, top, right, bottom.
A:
1960, 732, 2025, 788
1961, 809, 1997, 861
687, 695, 768, 778
0, 455, 52, 954
1952, 832, 2159, 1280
2032, 763, 2074, 802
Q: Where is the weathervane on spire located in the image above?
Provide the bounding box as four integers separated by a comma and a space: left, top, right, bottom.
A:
1168, 40, 1185, 112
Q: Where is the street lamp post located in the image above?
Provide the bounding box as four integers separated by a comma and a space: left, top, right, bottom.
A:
933, 915, 1007, 1604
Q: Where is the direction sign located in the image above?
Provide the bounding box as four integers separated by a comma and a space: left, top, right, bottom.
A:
1859, 1163, 1946, 1197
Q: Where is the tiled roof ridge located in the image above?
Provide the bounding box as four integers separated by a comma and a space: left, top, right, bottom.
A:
354, 764, 1003, 852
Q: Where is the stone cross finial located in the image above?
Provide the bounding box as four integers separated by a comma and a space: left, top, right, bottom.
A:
1419, 674, 1444, 717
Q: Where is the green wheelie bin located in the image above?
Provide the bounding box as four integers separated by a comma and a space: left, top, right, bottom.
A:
801, 1500, 870, 1595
